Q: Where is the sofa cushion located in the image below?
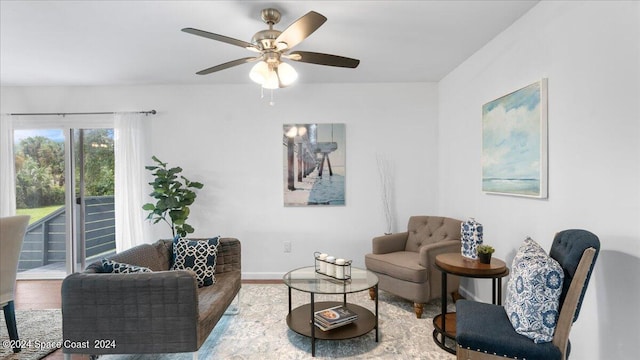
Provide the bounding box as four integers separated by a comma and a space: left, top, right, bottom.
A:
195, 271, 242, 344
87, 242, 171, 273
172, 237, 220, 287
101, 259, 153, 273
364, 251, 428, 283
505, 237, 564, 343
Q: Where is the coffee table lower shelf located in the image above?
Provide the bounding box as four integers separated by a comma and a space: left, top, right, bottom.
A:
432, 312, 457, 354
287, 301, 377, 340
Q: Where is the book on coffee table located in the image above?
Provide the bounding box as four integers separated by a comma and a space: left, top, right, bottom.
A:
314, 305, 358, 331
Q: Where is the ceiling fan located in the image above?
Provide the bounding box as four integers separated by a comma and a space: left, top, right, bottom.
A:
182, 8, 360, 89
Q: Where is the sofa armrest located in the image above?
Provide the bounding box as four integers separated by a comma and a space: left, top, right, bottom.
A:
372, 232, 409, 254
418, 239, 461, 269
216, 237, 241, 273
62, 270, 199, 354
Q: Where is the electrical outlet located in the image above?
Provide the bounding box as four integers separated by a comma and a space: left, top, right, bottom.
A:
283, 241, 292, 253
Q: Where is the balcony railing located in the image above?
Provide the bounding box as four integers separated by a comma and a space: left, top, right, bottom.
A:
18, 196, 116, 272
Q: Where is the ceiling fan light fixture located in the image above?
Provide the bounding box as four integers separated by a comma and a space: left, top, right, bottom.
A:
250, 60, 297, 89
276, 62, 298, 87
249, 61, 269, 84
263, 68, 280, 89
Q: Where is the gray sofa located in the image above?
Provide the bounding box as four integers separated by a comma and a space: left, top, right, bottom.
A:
61, 237, 241, 358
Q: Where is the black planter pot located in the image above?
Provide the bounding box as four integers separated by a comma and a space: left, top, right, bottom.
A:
478, 253, 492, 264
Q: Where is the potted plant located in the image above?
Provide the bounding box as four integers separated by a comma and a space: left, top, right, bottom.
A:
142, 156, 204, 238
476, 244, 495, 264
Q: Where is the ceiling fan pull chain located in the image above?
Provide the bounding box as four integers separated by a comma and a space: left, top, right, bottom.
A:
257, 86, 275, 106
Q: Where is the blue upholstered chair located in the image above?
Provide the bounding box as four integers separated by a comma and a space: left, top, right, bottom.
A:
455, 229, 600, 360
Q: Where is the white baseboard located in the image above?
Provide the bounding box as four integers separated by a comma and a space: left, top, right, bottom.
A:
242, 272, 285, 280
17, 272, 65, 280
458, 285, 481, 302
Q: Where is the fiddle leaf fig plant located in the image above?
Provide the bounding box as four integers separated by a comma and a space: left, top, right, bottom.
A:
142, 156, 204, 238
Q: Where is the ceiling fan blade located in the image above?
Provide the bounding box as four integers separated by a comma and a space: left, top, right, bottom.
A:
196, 57, 261, 75
287, 51, 360, 68
182, 28, 258, 51
275, 11, 327, 50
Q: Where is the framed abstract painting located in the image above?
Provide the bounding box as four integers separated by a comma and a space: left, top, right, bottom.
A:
482, 79, 548, 198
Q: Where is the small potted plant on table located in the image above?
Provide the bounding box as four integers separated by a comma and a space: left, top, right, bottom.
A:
476, 244, 495, 264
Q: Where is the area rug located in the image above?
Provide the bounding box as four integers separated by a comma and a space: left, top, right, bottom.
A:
101, 284, 456, 360
0, 309, 61, 360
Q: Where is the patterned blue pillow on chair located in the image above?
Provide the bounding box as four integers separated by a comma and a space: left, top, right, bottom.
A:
172, 236, 220, 287
505, 237, 564, 343
102, 259, 152, 273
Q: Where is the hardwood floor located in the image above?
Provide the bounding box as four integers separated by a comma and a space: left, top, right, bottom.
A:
15, 280, 62, 310
14, 280, 68, 359
14, 279, 281, 360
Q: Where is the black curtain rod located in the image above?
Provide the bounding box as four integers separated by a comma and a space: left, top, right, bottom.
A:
9, 110, 156, 116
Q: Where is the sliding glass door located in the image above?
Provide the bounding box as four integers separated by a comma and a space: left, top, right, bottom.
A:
73, 128, 116, 270
14, 127, 115, 278
14, 129, 68, 278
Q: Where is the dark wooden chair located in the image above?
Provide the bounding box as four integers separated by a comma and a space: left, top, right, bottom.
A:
456, 229, 600, 360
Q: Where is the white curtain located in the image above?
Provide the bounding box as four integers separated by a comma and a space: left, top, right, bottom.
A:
114, 112, 148, 252
0, 114, 16, 217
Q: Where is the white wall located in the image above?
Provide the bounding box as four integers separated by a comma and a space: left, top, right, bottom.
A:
438, 1, 639, 359
1, 82, 440, 277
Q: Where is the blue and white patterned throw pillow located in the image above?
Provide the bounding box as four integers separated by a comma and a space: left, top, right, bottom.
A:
504, 237, 564, 343
172, 237, 220, 287
102, 259, 152, 273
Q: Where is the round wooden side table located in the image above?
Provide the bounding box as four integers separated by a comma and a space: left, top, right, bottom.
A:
432, 253, 509, 354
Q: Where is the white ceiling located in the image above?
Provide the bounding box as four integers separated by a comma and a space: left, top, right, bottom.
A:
0, 0, 539, 87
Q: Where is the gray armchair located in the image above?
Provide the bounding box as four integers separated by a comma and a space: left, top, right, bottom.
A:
365, 216, 463, 318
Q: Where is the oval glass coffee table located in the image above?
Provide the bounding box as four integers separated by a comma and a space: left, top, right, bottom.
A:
283, 266, 379, 357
